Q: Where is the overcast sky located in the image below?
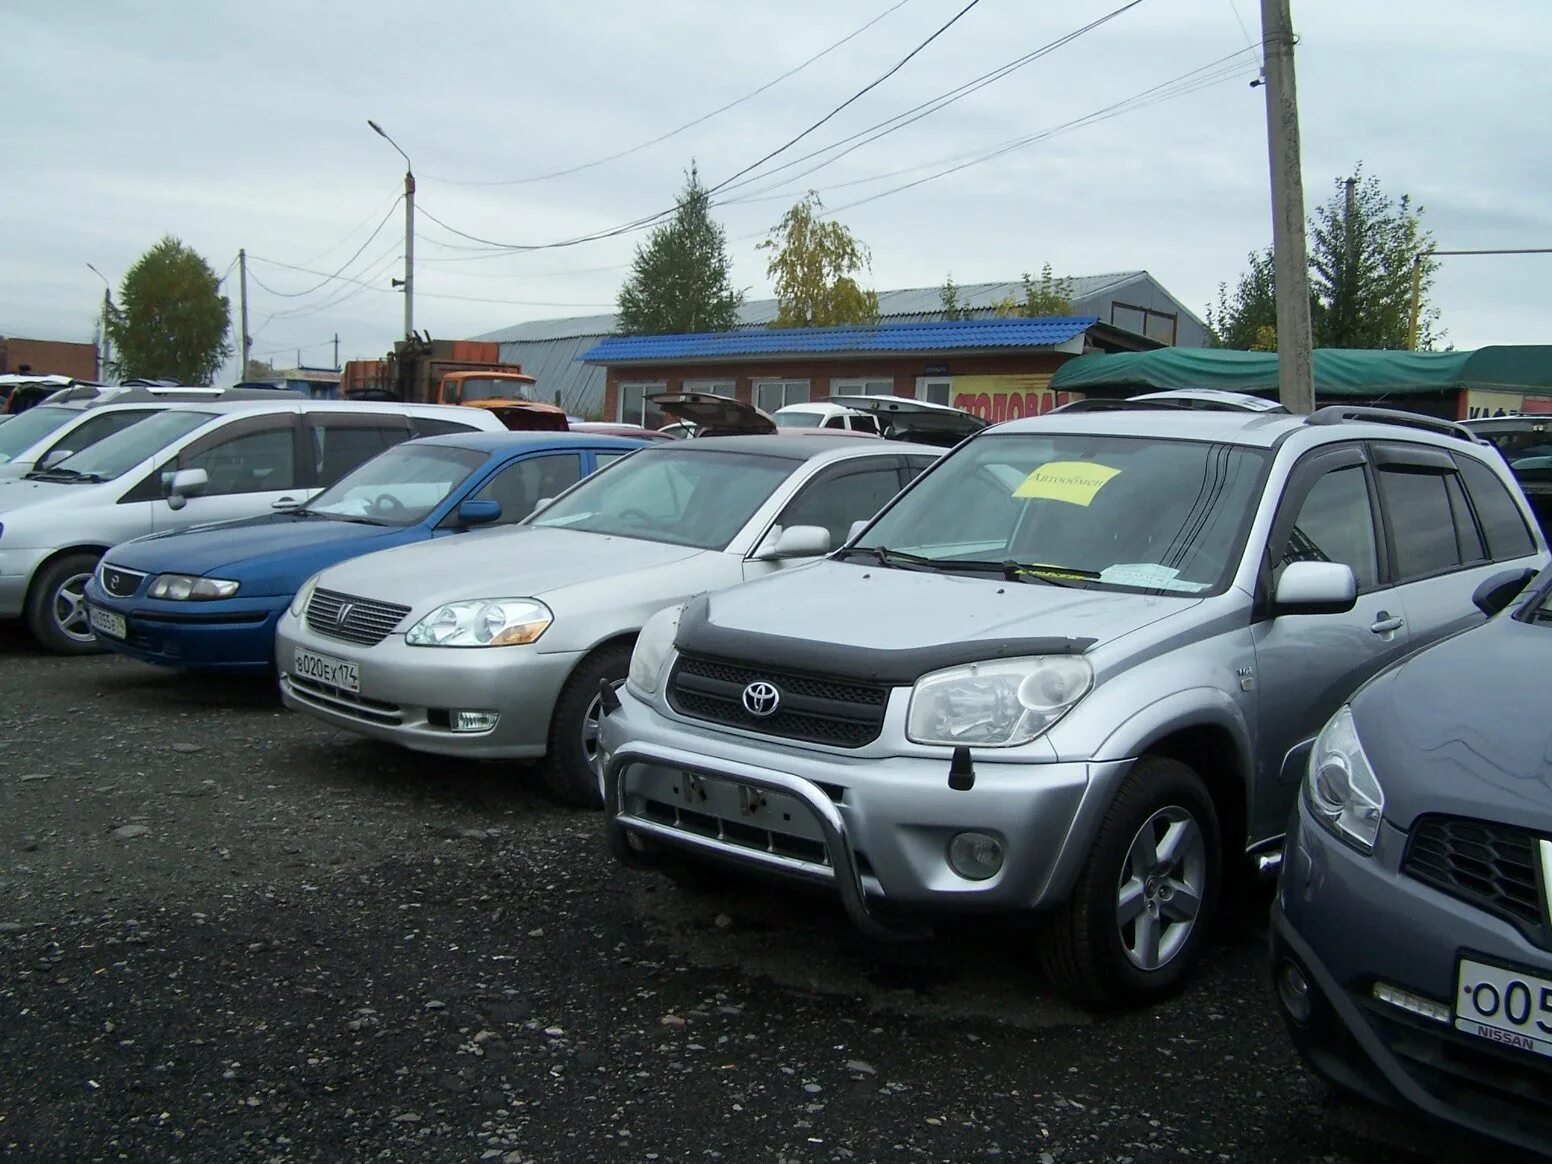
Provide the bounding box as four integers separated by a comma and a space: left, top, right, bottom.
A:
4, 0, 1550, 380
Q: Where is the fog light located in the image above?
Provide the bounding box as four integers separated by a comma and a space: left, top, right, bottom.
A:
451, 710, 499, 733
1277, 960, 1313, 1025
947, 831, 1004, 881
1373, 981, 1450, 1025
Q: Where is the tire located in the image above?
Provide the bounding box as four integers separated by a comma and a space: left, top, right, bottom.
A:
1037, 756, 1221, 1009
26, 552, 107, 656
539, 642, 632, 808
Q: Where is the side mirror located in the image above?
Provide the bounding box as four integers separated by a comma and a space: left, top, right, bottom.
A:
38, 448, 72, 471
1472, 566, 1537, 617
456, 498, 502, 527
1274, 561, 1357, 616
165, 467, 208, 511
846, 519, 870, 545
753, 524, 831, 561
531, 496, 554, 515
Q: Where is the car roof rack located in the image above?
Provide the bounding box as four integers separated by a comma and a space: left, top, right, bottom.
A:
1053, 389, 1285, 415
1304, 405, 1480, 444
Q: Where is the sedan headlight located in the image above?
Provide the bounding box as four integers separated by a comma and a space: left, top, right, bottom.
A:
405, 598, 552, 647
290, 573, 320, 618
148, 573, 240, 601
1305, 704, 1385, 853
627, 604, 684, 695
907, 656, 1092, 747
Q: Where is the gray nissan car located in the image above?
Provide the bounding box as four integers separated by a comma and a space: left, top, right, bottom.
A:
1271, 565, 1552, 1157
603, 401, 1549, 1008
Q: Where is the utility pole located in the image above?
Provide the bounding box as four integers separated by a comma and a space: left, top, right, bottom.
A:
333, 333, 340, 371
238, 248, 252, 379
86, 263, 112, 381
1340, 176, 1357, 344
1260, 0, 1316, 414
368, 119, 414, 338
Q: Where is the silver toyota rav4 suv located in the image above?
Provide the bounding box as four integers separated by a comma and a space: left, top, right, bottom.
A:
602, 399, 1550, 1008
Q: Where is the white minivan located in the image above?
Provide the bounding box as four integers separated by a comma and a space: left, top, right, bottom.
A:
0, 398, 505, 653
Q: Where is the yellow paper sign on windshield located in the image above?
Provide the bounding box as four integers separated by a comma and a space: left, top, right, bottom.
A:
1013, 461, 1121, 506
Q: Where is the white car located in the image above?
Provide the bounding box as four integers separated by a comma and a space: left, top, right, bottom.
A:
772, 401, 882, 435
0, 398, 505, 653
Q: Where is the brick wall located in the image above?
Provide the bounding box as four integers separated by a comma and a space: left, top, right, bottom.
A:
601, 351, 1074, 423
0, 337, 99, 381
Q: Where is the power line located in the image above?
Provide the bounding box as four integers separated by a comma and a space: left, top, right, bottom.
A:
426, 0, 918, 187
247, 197, 403, 298
289, 189, 406, 269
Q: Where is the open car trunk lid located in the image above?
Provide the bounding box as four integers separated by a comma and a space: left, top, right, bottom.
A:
825, 393, 986, 447
649, 391, 777, 436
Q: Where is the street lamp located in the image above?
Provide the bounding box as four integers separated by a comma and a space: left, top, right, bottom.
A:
86, 263, 112, 381
368, 119, 414, 340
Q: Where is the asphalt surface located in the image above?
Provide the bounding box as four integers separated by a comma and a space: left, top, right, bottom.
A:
0, 626, 1515, 1163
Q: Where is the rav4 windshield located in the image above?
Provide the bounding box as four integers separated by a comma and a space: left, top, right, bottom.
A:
306, 442, 486, 525
49, 410, 217, 481
0, 406, 77, 462
857, 433, 1267, 593
527, 447, 798, 550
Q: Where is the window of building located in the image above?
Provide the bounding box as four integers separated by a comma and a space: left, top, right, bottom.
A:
618, 381, 668, 428
1111, 302, 1179, 346
681, 380, 735, 397
916, 377, 953, 406
831, 377, 895, 397
754, 379, 811, 413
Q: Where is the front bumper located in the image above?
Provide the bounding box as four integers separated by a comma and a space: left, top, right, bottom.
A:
601, 685, 1123, 939
275, 611, 581, 759
1272, 798, 1552, 1157
84, 578, 285, 674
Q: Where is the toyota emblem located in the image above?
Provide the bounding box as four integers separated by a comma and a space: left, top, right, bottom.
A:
335, 602, 356, 625
741, 681, 781, 718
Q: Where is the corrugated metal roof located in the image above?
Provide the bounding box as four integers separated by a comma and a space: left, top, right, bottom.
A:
494, 334, 606, 414
580, 316, 1097, 365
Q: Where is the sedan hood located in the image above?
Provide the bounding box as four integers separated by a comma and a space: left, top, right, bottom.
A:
106, 515, 409, 593
1357, 615, 1552, 831
0, 476, 98, 515
310, 525, 703, 612
693, 560, 1197, 659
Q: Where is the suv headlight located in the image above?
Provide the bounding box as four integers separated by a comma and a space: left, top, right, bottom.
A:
906, 656, 1092, 747
628, 604, 683, 695
1305, 705, 1385, 853
148, 573, 240, 601
405, 598, 552, 647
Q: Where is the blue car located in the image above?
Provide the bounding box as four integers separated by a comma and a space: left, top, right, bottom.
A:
83, 431, 644, 674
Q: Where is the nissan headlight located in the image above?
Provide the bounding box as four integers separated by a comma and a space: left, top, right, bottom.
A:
405, 598, 552, 647
628, 604, 683, 695
1305, 705, 1385, 853
290, 574, 321, 618
907, 656, 1092, 747
148, 573, 240, 601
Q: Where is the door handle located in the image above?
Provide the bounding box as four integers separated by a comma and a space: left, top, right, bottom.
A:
271, 496, 299, 511
1369, 612, 1404, 635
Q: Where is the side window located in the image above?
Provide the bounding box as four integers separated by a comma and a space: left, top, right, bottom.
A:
594, 451, 630, 470
775, 464, 904, 552
412, 417, 481, 437
855, 414, 882, 436
902, 455, 936, 485
182, 426, 297, 496
1376, 468, 1463, 581
311, 422, 408, 486
824, 416, 847, 430
471, 454, 582, 524
1457, 455, 1537, 560
1277, 466, 1379, 590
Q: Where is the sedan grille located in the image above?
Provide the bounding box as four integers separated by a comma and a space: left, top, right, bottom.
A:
304, 588, 411, 647
1403, 815, 1549, 946
98, 563, 147, 599
667, 652, 888, 749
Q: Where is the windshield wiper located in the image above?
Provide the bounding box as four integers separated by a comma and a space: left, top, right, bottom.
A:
25, 466, 106, 483
839, 546, 1091, 585
836, 546, 941, 572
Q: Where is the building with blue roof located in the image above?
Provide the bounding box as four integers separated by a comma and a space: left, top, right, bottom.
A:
578, 313, 1159, 429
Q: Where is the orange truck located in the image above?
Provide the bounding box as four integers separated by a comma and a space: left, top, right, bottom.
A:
342, 337, 568, 432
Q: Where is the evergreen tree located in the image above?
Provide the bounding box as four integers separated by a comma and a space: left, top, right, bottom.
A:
617, 165, 743, 336
106, 237, 232, 383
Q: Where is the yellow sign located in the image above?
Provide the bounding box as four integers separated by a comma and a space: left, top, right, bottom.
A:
1014, 461, 1122, 506
950, 374, 1079, 422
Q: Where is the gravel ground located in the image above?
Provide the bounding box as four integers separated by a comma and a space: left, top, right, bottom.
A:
0, 627, 1510, 1163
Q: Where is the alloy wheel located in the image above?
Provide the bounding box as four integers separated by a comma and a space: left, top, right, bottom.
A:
1116, 806, 1207, 972
52, 571, 97, 645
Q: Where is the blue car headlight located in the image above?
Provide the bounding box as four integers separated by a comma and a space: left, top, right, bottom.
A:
148, 574, 240, 601
1305, 705, 1386, 853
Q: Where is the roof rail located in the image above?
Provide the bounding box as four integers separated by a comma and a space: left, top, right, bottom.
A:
1050, 398, 1192, 414
1304, 405, 1480, 444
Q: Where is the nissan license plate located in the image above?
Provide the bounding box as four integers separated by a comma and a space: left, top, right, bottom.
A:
292, 648, 359, 694
1455, 956, 1552, 1059
88, 606, 126, 640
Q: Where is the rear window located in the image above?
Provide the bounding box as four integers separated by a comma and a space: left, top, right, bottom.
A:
1457, 454, 1537, 560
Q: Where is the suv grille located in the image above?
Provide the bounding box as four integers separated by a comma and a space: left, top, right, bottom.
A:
667, 653, 888, 749
1403, 815, 1548, 945
98, 564, 147, 599
305, 588, 411, 647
